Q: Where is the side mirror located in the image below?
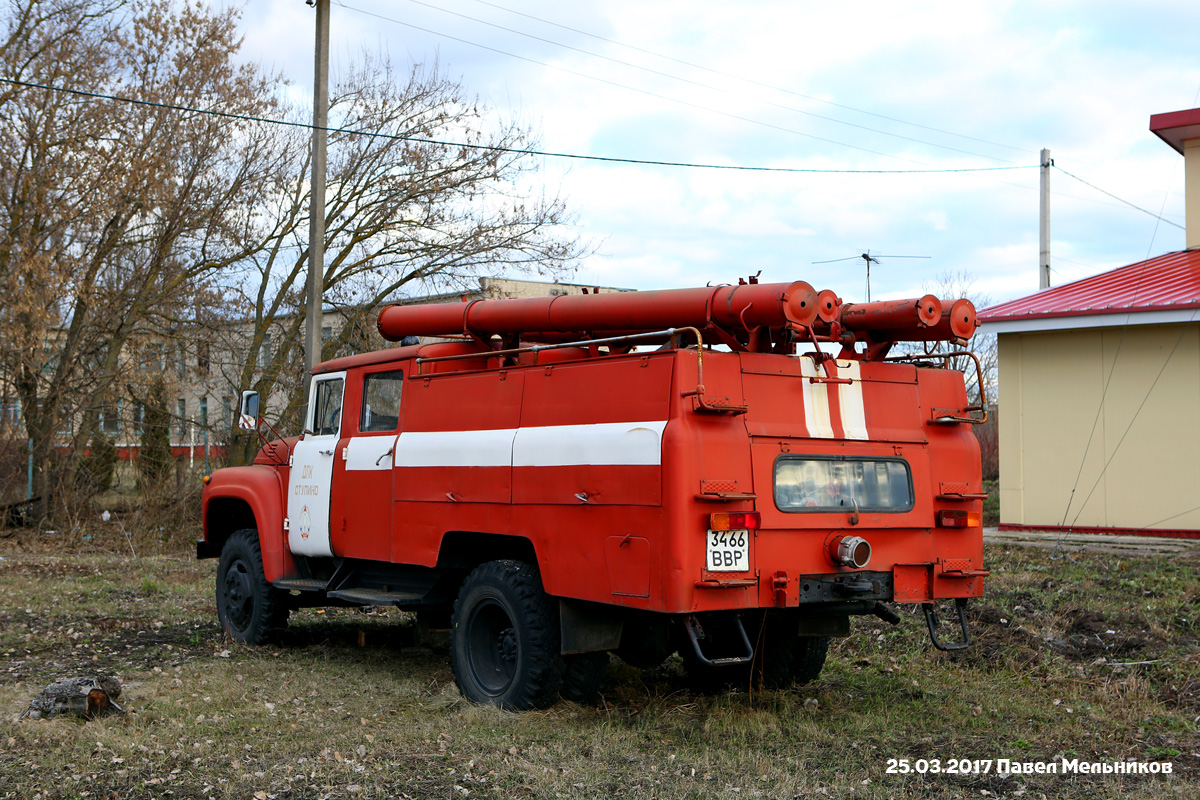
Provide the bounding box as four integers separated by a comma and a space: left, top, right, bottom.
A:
238, 390, 260, 431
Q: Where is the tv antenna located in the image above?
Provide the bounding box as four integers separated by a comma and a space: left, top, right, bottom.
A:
812, 250, 931, 302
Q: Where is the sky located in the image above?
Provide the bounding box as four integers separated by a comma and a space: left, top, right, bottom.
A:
233, 0, 1200, 307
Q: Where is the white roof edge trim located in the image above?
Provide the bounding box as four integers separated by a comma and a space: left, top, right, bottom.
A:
985, 308, 1200, 334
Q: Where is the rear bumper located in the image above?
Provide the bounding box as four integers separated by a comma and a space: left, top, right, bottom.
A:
686, 564, 987, 612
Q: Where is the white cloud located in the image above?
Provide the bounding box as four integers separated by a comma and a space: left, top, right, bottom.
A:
230, 0, 1200, 304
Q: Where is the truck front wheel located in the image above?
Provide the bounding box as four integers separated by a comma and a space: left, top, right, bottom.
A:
450, 560, 564, 710
216, 529, 288, 644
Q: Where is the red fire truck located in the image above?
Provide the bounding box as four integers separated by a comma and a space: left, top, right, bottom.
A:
199, 279, 988, 709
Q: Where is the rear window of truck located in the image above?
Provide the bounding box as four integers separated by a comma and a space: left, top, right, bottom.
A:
774, 456, 913, 513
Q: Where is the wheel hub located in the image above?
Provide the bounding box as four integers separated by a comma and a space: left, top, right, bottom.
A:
467, 600, 519, 695
496, 628, 517, 664
222, 560, 253, 630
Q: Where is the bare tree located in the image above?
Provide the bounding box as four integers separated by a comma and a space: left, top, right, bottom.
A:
222, 55, 584, 461
1, 1, 585, 513
0, 0, 284, 519
911, 270, 997, 407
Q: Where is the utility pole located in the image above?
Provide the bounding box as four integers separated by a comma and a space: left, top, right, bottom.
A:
1039, 148, 1052, 290
305, 0, 330, 391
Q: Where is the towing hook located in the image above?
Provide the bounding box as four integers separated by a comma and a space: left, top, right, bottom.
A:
922, 598, 972, 651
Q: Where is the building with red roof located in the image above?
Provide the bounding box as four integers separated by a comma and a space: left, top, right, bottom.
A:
978, 109, 1200, 537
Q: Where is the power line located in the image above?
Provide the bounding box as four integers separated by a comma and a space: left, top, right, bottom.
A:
0, 76, 1035, 175
463, 0, 1028, 155
368, 0, 1018, 165
1054, 164, 1185, 230
1144, 502, 1200, 530
331, 1, 920, 164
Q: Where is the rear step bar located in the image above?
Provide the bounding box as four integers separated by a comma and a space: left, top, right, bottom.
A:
922, 598, 972, 651
684, 614, 754, 666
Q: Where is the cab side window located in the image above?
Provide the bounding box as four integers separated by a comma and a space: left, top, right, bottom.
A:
312, 378, 344, 436
360, 371, 403, 432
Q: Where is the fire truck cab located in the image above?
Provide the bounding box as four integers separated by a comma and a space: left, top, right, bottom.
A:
199, 279, 988, 709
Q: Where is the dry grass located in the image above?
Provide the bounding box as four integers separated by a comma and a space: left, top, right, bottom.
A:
1, 540, 1198, 799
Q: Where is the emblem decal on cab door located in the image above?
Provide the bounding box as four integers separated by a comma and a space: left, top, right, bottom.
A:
299, 506, 312, 540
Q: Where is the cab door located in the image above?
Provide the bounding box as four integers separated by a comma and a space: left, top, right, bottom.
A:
287, 372, 345, 557
330, 367, 404, 562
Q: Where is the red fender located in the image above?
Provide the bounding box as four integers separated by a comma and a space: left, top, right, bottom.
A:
201, 465, 295, 583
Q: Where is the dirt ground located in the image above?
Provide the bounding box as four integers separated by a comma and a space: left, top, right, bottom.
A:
1, 534, 1198, 799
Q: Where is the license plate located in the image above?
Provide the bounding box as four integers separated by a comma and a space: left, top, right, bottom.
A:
706, 529, 749, 572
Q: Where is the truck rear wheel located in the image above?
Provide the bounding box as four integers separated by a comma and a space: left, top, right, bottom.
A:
684, 614, 830, 692
216, 529, 288, 644
561, 651, 608, 704
615, 615, 673, 670
753, 633, 829, 689
450, 560, 564, 710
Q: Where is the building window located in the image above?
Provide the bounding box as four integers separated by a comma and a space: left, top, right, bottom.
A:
132, 402, 145, 436
41, 345, 60, 375
142, 343, 164, 374
176, 399, 187, 437
100, 402, 121, 435
197, 341, 210, 375
222, 396, 232, 429
176, 345, 187, 379
3, 401, 19, 431
199, 396, 208, 427
322, 325, 333, 342
257, 333, 272, 369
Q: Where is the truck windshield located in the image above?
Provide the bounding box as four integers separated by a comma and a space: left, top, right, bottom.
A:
774, 456, 913, 513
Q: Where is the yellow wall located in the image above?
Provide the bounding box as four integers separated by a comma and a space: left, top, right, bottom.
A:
998, 322, 1200, 531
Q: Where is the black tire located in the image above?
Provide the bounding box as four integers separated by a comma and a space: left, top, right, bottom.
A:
561, 651, 609, 705
683, 614, 830, 692
216, 529, 288, 644
614, 616, 674, 670
450, 560, 564, 710
681, 648, 743, 694
753, 633, 829, 689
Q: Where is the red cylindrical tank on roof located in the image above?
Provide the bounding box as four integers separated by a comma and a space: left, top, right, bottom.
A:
858, 298, 978, 342
837, 295, 943, 333
377, 281, 821, 341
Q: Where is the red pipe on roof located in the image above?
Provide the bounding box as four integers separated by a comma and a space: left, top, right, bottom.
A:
377, 281, 822, 340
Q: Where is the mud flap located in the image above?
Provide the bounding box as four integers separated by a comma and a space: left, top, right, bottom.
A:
922, 598, 971, 651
